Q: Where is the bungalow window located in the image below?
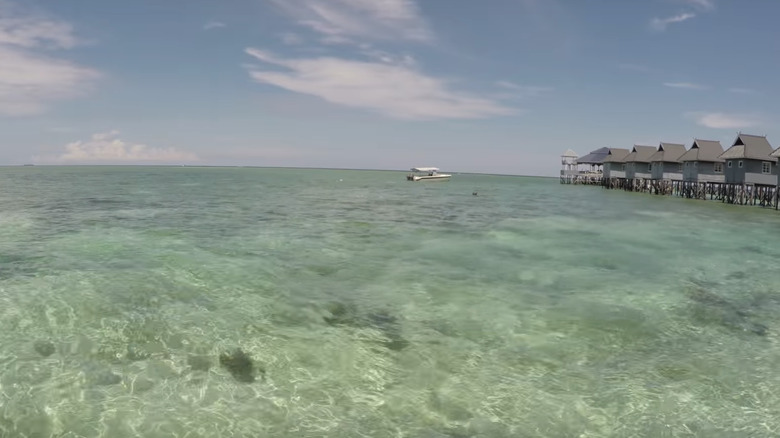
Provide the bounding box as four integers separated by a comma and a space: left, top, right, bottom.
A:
714, 162, 723, 173
685, 162, 689, 167
727, 161, 732, 168
694, 162, 697, 167
762, 161, 772, 174
648, 163, 652, 172
738, 161, 744, 168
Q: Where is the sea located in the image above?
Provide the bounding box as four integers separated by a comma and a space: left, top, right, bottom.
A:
0, 166, 778, 438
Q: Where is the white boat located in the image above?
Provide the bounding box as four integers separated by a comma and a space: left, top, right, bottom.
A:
406, 167, 451, 181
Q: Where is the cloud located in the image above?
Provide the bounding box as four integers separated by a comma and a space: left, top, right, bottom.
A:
0, 46, 100, 116
268, 0, 432, 43
41, 130, 199, 163
0, 1, 99, 116
245, 48, 514, 120
686, 112, 763, 129
280, 32, 303, 45
495, 81, 525, 90
0, 1, 79, 48
650, 13, 696, 31
203, 21, 226, 30
681, 0, 714, 10
359, 45, 416, 65
495, 81, 553, 98
664, 82, 707, 90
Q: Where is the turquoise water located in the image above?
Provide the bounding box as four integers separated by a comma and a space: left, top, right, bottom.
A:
1, 167, 779, 437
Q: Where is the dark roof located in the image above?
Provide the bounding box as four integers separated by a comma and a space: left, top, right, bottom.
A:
576, 147, 610, 164
649, 142, 687, 163
680, 139, 724, 162
625, 145, 657, 163
719, 133, 776, 161
604, 148, 630, 163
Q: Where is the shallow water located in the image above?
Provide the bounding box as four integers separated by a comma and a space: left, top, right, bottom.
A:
1, 166, 779, 437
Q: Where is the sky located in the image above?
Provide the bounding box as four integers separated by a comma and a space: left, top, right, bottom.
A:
1, 0, 779, 176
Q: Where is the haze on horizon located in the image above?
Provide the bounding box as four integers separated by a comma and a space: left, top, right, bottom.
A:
1, 0, 778, 177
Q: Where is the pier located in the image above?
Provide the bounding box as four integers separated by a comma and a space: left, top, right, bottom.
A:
561, 133, 780, 209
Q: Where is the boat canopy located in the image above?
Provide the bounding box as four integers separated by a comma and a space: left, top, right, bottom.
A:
411, 167, 439, 172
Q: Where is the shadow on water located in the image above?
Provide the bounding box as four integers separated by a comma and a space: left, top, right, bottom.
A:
219, 348, 264, 382
683, 284, 769, 336
323, 301, 410, 351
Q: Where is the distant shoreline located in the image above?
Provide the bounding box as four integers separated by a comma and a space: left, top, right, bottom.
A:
5, 164, 554, 178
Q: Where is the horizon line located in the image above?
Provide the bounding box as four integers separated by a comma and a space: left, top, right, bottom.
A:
5, 164, 553, 178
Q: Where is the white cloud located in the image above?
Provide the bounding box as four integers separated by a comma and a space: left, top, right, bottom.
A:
686, 112, 763, 129
495, 81, 553, 98
495, 81, 523, 90
0, 1, 99, 116
681, 0, 714, 10
269, 0, 432, 43
650, 13, 696, 31
203, 21, 226, 30
42, 130, 199, 163
280, 32, 303, 45
0, 1, 78, 48
0, 46, 100, 116
245, 48, 514, 120
664, 82, 707, 90
359, 45, 416, 65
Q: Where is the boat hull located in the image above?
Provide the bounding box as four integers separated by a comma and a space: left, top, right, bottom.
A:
410, 174, 451, 181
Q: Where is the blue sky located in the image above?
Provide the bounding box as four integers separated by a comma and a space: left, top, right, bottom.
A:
0, 0, 778, 176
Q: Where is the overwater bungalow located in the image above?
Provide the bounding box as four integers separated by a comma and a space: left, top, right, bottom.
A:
573, 134, 780, 206
603, 148, 630, 179
649, 142, 687, 181
719, 133, 776, 186
770, 146, 780, 182
680, 139, 725, 183
576, 146, 610, 174
624, 145, 657, 180
569, 146, 611, 184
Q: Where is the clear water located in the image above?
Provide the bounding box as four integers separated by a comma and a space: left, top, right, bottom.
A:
1, 167, 779, 437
